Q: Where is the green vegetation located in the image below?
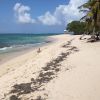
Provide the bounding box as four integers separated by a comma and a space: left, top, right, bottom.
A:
67, 21, 86, 35
67, 0, 100, 40
79, 0, 100, 35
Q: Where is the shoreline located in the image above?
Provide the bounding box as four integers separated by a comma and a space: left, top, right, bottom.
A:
0, 35, 54, 66
0, 35, 57, 77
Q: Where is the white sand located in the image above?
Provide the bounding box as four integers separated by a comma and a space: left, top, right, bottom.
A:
0, 34, 100, 100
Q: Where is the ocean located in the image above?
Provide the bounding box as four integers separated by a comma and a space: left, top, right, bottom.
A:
0, 34, 55, 54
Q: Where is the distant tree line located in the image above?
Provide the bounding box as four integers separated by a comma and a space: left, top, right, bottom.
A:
66, 21, 86, 35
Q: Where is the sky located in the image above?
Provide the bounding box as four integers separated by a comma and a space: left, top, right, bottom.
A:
0, 0, 87, 33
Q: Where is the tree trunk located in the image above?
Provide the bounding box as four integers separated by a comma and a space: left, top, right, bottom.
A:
96, 0, 100, 31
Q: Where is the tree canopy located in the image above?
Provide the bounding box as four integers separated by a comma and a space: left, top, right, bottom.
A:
66, 21, 86, 35
66, 0, 100, 39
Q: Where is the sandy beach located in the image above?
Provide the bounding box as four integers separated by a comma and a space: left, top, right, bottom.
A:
0, 34, 100, 100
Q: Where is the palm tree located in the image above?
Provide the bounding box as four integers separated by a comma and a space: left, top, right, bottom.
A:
79, 0, 100, 39
94, 0, 100, 32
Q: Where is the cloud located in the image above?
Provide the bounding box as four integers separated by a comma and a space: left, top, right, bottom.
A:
13, 0, 87, 25
38, 0, 87, 26
38, 12, 61, 26
14, 3, 35, 24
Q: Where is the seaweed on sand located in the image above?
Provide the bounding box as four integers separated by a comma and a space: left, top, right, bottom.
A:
8, 41, 78, 100
10, 95, 20, 100
62, 39, 74, 48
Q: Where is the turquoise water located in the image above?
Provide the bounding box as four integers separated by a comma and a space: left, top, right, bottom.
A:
0, 34, 55, 54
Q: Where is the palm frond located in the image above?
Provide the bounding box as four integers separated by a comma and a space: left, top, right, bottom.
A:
80, 15, 87, 21
79, 9, 89, 13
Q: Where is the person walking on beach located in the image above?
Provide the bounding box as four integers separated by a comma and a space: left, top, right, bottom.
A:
37, 48, 41, 53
